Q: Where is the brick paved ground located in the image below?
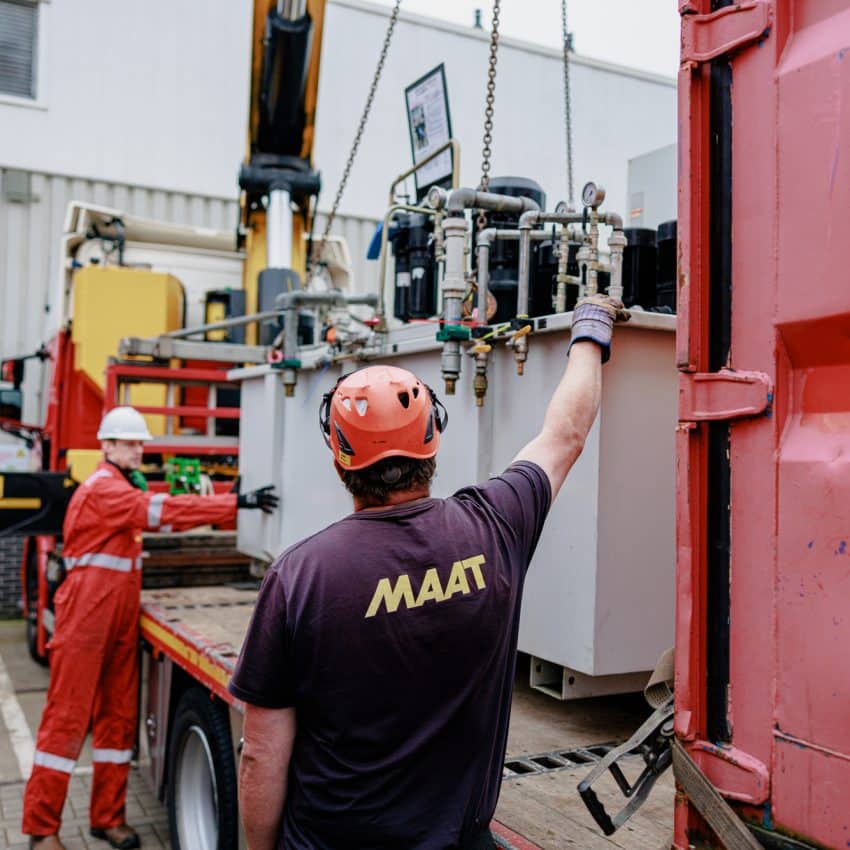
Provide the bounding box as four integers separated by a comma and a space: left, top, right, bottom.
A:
0, 536, 24, 619
0, 768, 170, 850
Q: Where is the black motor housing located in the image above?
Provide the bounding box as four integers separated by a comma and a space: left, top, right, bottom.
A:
656, 220, 677, 312
391, 213, 438, 322
479, 177, 557, 323
621, 228, 658, 309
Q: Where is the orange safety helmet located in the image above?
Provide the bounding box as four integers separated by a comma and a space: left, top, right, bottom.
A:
319, 365, 448, 471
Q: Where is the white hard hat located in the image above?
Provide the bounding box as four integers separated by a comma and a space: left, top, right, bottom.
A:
97, 406, 154, 441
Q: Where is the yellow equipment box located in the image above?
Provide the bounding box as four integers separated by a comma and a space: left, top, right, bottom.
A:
71, 266, 185, 435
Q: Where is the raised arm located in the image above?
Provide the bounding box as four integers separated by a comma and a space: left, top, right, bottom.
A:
514, 296, 628, 499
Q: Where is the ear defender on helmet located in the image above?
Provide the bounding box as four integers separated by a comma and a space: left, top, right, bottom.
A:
317, 366, 447, 470
319, 375, 346, 449
424, 385, 448, 444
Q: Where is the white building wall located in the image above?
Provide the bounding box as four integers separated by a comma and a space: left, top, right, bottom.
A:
0, 0, 253, 199
626, 143, 677, 230
1, 0, 676, 219
317, 0, 677, 220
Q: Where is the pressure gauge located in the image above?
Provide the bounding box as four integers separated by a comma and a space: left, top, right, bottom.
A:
581, 181, 606, 209
554, 201, 569, 215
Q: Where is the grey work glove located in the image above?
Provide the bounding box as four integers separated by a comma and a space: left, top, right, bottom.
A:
237, 484, 279, 514
568, 294, 630, 363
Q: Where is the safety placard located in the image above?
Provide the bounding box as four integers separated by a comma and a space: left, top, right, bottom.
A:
404, 64, 453, 199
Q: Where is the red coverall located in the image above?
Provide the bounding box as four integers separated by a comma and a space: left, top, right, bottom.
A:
22, 461, 238, 836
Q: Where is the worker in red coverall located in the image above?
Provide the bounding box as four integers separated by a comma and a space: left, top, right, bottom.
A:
22, 406, 278, 850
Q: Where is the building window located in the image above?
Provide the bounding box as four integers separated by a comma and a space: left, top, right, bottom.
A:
0, 0, 38, 100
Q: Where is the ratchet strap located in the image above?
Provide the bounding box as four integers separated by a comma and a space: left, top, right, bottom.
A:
672, 739, 764, 850
651, 648, 765, 849
579, 646, 765, 849
653, 647, 765, 850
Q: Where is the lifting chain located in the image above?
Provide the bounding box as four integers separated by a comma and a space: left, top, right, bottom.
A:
477, 0, 501, 232
561, 0, 575, 207
310, 0, 402, 271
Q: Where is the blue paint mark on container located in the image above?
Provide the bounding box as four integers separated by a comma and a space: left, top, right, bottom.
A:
762, 802, 773, 829
808, 540, 814, 549
836, 540, 847, 556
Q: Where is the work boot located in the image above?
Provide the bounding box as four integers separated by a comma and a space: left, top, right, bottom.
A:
89, 825, 141, 850
29, 837, 67, 850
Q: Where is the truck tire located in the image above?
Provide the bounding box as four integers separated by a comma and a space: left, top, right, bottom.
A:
25, 541, 47, 667
167, 687, 238, 850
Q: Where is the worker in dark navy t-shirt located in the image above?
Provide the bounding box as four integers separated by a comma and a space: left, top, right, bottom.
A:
229, 294, 629, 850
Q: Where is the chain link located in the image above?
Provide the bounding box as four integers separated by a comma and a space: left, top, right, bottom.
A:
477, 0, 501, 232
561, 0, 574, 207
310, 0, 402, 269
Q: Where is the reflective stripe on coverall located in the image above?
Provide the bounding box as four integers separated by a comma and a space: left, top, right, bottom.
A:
22, 462, 238, 836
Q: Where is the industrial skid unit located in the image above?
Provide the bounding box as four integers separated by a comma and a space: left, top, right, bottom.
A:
229, 171, 676, 699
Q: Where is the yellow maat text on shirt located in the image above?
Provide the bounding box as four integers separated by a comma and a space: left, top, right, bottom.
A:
364, 554, 486, 619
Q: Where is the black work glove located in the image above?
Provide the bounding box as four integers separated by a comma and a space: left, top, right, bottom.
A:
237, 484, 279, 514
568, 294, 630, 363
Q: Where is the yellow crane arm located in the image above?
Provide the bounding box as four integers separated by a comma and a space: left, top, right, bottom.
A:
241, 0, 327, 335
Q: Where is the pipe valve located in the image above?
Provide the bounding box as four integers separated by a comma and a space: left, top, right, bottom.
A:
470, 342, 492, 407
508, 322, 532, 376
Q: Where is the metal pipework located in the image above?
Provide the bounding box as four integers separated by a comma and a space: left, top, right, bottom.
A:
585, 208, 601, 296
164, 309, 283, 339
597, 211, 626, 302
476, 229, 496, 327
553, 228, 583, 313
428, 186, 541, 217
516, 209, 588, 314
440, 216, 469, 395
514, 209, 587, 376
473, 229, 498, 406
476, 228, 556, 325
276, 290, 379, 396
387, 139, 460, 207
471, 342, 492, 407
605, 230, 626, 301
555, 228, 570, 313
473, 229, 497, 407
375, 203, 437, 327
431, 187, 541, 392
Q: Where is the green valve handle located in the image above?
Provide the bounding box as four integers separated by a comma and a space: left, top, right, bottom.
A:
436, 324, 470, 342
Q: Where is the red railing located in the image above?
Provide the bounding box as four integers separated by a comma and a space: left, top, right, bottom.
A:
104, 363, 241, 457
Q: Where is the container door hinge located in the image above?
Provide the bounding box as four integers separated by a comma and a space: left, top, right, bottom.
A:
681, 1, 772, 66
679, 369, 772, 422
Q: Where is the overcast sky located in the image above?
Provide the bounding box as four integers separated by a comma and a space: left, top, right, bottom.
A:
369, 0, 681, 78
